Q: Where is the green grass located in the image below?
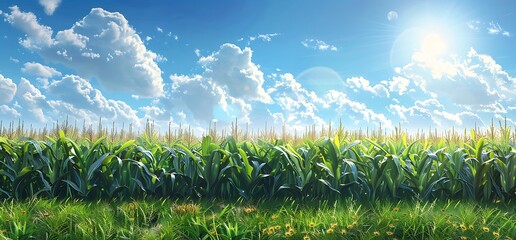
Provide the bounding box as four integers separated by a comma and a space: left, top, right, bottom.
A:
0, 199, 514, 239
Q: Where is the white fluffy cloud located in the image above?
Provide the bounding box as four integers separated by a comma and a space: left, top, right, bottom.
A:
6, 75, 141, 126
399, 47, 516, 109
325, 90, 393, 129
46, 75, 140, 124
15, 78, 50, 122
386, 76, 410, 95
158, 44, 272, 125
47, 75, 116, 118
301, 39, 338, 51
388, 45, 516, 130
39, 0, 62, 15
0, 74, 17, 104
0, 105, 21, 118
22, 62, 62, 78
166, 74, 228, 123
4, 7, 164, 98
2, 6, 54, 49
140, 106, 171, 122
264, 73, 394, 131
389, 99, 483, 130
271, 73, 325, 127
345, 77, 389, 97
199, 43, 272, 103
164, 73, 253, 125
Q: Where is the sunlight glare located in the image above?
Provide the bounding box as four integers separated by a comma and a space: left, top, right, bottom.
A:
421, 33, 446, 57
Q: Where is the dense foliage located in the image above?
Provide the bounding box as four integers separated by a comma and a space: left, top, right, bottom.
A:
1, 199, 514, 239
0, 130, 515, 202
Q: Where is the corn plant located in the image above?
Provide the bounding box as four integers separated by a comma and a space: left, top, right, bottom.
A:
0, 130, 514, 202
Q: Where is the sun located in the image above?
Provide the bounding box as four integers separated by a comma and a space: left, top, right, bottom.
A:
421, 33, 447, 57
390, 27, 454, 67
390, 14, 462, 68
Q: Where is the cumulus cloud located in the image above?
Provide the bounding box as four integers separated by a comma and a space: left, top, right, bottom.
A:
140, 106, 171, 122
199, 43, 272, 103
45, 75, 141, 125
3, 7, 164, 98
325, 90, 393, 129
2, 6, 54, 49
47, 75, 116, 118
399, 47, 516, 109
158, 45, 301, 128
272, 73, 325, 127
0, 105, 21, 118
6, 75, 142, 126
15, 78, 50, 122
165, 74, 227, 123
301, 39, 338, 51
22, 62, 62, 78
386, 76, 410, 95
39, 0, 62, 15
389, 99, 483, 130
415, 99, 443, 109
345, 77, 389, 97
164, 72, 253, 125
264, 73, 394, 131
0, 74, 17, 104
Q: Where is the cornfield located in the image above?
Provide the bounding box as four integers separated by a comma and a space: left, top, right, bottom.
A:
0, 127, 514, 202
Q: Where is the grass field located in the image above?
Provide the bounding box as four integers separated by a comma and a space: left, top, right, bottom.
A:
0, 199, 514, 239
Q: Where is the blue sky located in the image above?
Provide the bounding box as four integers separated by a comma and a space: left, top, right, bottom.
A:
0, 0, 515, 134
